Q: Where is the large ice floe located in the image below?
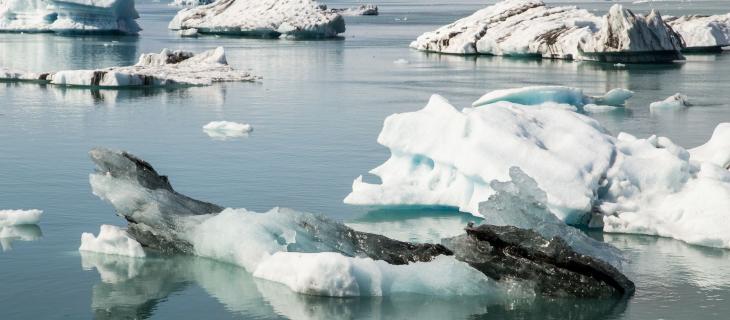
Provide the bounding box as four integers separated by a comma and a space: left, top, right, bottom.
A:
409, 0, 685, 63
345, 88, 730, 249
666, 14, 730, 51
168, 0, 346, 39
0, 0, 141, 34
86, 147, 634, 298
0, 47, 258, 87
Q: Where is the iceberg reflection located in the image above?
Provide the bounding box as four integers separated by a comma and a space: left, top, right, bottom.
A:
0, 225, 42, 251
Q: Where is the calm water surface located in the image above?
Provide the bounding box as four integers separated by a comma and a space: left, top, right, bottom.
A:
1, 1, 730, 319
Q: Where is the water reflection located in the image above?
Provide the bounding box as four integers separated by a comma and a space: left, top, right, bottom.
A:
80, 248, 629, 319
0, 34, 139, 71
0, 225, 42, 251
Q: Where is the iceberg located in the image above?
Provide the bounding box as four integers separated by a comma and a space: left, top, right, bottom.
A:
472, 86, 633, 108
665, 14, 730, 51
168, 0, 346, 39
203, 121, 252, 140
79, 224, 146, 258
87, 147, 634, 298
325, 4, 378, 16
345, 92, 730, 249
0, 0, 141, 34
409, 0, 684, 63
0, 47, 259, 87
0, 209, 42, 226
649, 93, 691, 109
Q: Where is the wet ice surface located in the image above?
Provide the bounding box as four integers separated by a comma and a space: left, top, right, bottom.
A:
2, 0, 730, 319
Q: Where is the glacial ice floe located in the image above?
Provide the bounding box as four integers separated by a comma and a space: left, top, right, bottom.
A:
410, 0, 685, 63
324, 4, 378, 16
345, 91, 730, 249
79, 224, 146, 258
0, 0, 141, 34
86, 147, 633, 298
203, 121, 252, 139
0, 209, 42, 226
666, 14, 730, 51
168, 0, 346, 39
0, 47, 258, 87
472, 86, 633, 109
649, 93, 691, 110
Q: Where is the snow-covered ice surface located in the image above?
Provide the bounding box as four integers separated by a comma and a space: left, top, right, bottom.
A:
410, 0, 684, 63
203, 121, 252, 140
169, 0, 346, 39
79, 224, 146, 258
649, 93, 691, 109
666, 14, 730, 50
0, 47, 258, 87
345, 92, 730, 249
0, 0, 141, 34
0, 209, 42, 226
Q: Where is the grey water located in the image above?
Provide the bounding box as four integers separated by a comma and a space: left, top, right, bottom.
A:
1, 0, 730, 319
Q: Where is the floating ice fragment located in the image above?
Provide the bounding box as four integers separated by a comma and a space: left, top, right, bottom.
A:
203, 121, 253, 139
79, 225, 146, 258
0, 209, 42, 227
649, 93, 691, 109
471, 86, 632, 108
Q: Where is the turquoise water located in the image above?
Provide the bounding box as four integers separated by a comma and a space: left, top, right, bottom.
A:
1, 1, 730, 319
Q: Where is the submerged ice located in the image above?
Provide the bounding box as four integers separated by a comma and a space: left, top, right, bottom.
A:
0, 0, 141, 34
346, 91, 730, 250
87, 147, 633, 298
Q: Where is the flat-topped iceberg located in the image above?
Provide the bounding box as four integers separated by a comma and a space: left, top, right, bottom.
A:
0, 0, 140, 34
345, 90, 730, 249
169, 0, 346, 39
666, 14, 730, 51
86, 147, 634, 298
0, 47, 258, 87
410, 0, 684, 63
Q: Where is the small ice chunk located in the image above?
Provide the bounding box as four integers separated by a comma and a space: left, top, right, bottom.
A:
393, 59, 410, 64
0, 209, 42, 227
583, 104, 617, 113
203, 121, 253, 139
649, 93, 691, 109
472, 86, 632, 108
79, 225, 146, 258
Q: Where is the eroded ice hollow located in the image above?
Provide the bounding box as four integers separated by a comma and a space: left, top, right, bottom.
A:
410, 0, 689, 63
0, 0, 140, 34
84, 147, 634, 298
168, 0, 346, 39
0, 47, 259, 87
345, 88, 730, 250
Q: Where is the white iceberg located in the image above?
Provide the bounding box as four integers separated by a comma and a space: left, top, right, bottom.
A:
471, 86, 633, 108
203, 121, 252, 139
410, 0, 684, 63
0, 0, 140, 34
0, 209, 42, 226
666, 14, 730, 51
345, 92, 730, 249
168, 0, 346, 39
0, 47, 259, 87
79, 224, 146, 258
325, 4, 378, 16
649, 93, 691, 109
